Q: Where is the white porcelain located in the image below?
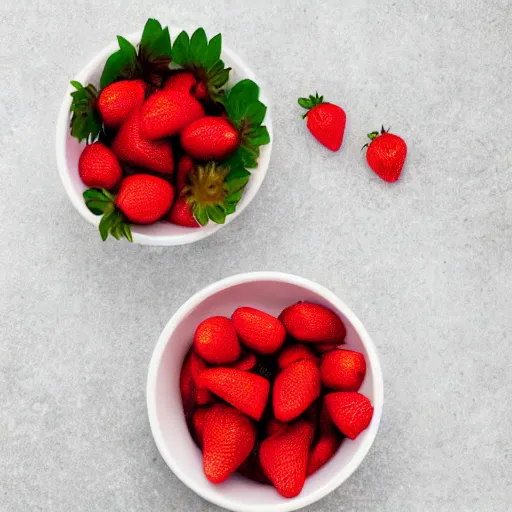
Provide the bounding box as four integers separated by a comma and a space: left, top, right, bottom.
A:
56, 28, 273, 246
147, 272, 384, 512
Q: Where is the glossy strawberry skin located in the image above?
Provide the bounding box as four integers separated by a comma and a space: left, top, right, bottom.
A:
180, 117, 240, 161
198, 368, 270, 421
78, 142, 122, 189
168, 198, 200, 228
277, 344, 318, 369
176, 155, 194, 191
231, 307, 286, 355
325, 392, 374, 440
111, 110, 174, 174
366, 132, 407, 183
115, 174, 174, 224
307, 433, 342, 476
202, 404, 256, 484
279, 302, 346, 344
320, 349, 366, 392
193, 316, 241, 365
259, 421, 314, 498
140, 90, 205, 140
307, 103, 346, 151
192, 406, 210, 447
230, 352, 257, 371
163, 71, 197, 94
97, 79, 146, 128
273, 359, 321, 422
190, 352, 214, 405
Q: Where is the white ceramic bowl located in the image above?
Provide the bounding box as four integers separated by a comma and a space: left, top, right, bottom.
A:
56, 28, 273, 246
147, 272, 383, 512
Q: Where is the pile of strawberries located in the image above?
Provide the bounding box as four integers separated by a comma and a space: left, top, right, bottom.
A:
69, 19, 269, 241
180, 302, 374, 498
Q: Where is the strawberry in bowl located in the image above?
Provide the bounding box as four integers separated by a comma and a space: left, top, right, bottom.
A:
57, 19, 272, 245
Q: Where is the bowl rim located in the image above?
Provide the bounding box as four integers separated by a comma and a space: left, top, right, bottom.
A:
146, 271, 384, 512
55, 29, 273, 246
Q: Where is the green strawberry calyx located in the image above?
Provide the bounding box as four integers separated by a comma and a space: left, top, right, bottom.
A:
69, 81, 102, 144
298, 92, 325, 119
100, 18, 173, 89
83, 189, 133, 242
362, 125, 389, 150
182, 155, 250, 226
171, 28, 231, 102
224, 79, 271, 169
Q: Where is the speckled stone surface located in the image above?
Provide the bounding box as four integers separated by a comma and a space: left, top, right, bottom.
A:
1, 0, 512, 510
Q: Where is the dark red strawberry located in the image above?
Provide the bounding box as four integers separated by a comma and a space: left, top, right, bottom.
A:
202, 404, 256, 484
78, 142, 122, 189
238, 443, 271, 485
180, 117, 240, 161
198, 368, 270, 421
279, 302, 346, 344
314, 343, 340, 354
298, 92, 346, 151
320, 349, 366, 392
231, 307, 286, 355
140, 90, 205, 140
115, 174, 174, 224
176, 155, 194, 191
193, 81, 209, 100
97, 79, 146, 128
277, 344, 318, 369
193, 316, 241, 365
266, 418, 288, 437
324, 392, 374, 440
230, 352, 257, 371
192, 406, 210, 447
190, 352, 214, 405
259, 421, 314, 498
163, 71, 197, 94
168, 198, 200, 228
307, 433, 342, 476
273, 359, 321, 422
179, 350, 196, 419
364, 126, 407, 182
111, 109, 174, 174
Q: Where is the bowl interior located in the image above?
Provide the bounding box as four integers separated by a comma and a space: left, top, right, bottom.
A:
57, 29, 273, 245
149, 275, 382, 512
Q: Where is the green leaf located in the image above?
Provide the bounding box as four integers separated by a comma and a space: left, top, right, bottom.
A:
225, 168, 250, 193
140, 18, 163, 48
69, 82, 102, 143
298, 97, 313, 109
225, 190, 243, 204
242, 101, 267, 125
204, 33, 222, 69
238, 146, 258, 168
248, 125, 270, 146
118, 36, 137, 59
190, 28, 208, 66
194, 205, 209, 226
228, 79, 260, 105
225, 203, 236, 215
100, 47, 136, 88
207, 205, 226, 224
172, 30, 190, 65
83, 188, 108, 201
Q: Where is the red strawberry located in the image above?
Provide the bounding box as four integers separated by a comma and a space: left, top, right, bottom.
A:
307, 401, 342, 475
259, 421, 314, 498
115, 174, 174, 224
180, 117, 240, 161
163, 71, 197, 94
78, 142, 122, 189
179, 350, 196, 418
97, 79, 146, 128
198, 368, 270, 421
193, 316, 241, 365
298, 92, 346, 151
231, 307, 286, 355
176, 155, 194, 191
190, 352, 214, 405
320, 349, 366, 392
202, 404, 256, 484
325, 392, 374, 440
168, 198, 200, 228
140, 90, 205, 140
279, 302, 346, 344
266, 418, 288, 437
277, 344, 318, 369
364, 126, 407, 182
194, 81, 209, 100
314, 343, 339, 354
112, 110, 174, 174
273, 359, 321, 422
230, 352, 257, 371
307, 433, 342, 476
192, 406, 210, 447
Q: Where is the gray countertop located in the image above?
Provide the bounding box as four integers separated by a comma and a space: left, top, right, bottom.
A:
1, 0, 511, 510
